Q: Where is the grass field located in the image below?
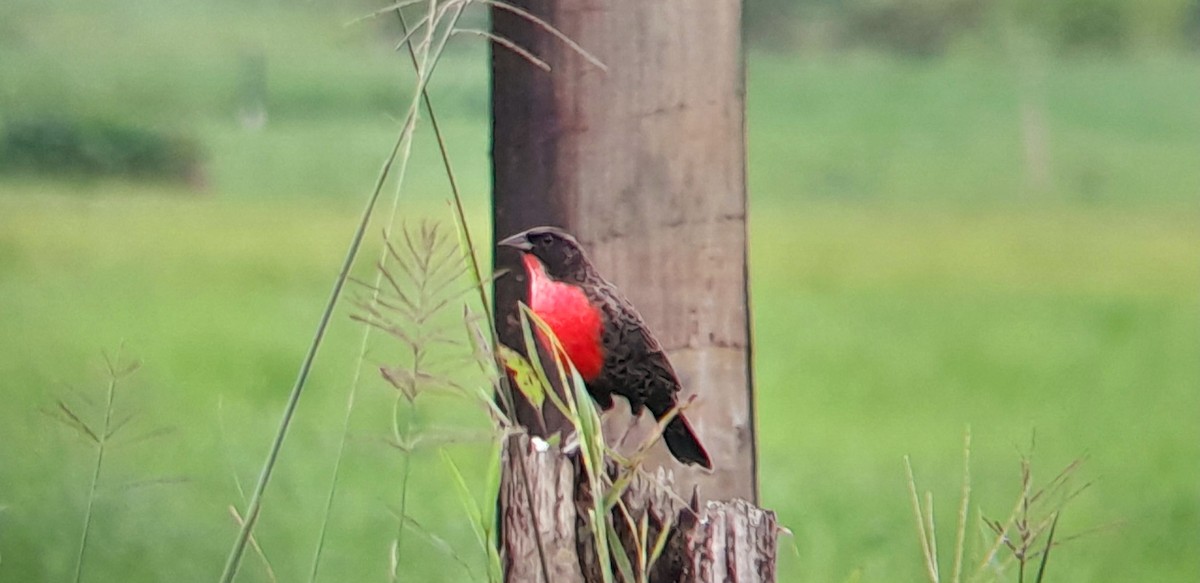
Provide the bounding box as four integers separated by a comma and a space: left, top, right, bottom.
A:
1, 1, 1198, 582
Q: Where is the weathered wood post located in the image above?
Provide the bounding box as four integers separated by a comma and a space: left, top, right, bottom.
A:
491, 0, 769, 580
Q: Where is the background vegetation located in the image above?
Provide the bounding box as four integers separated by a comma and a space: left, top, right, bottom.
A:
0, 0, 1196, 581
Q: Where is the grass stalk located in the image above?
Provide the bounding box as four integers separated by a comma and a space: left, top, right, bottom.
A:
217, 126, 390, 583
305, 380, 361, 581
1033, 512, 1060, 583
388, 396, 417, 582
220, 3, 466, 580
228, 507, 278, 583
322, 16, 467, 583
925, 491, 940, 582
446, 0, 605, 421
312, 2, 599, 580
951, 428, 972, 583
424, 6, 560, 580
71, 355, 124, 583
312, 5, 478, 577
973, 461, 1034, 580
905, 455, 939, 583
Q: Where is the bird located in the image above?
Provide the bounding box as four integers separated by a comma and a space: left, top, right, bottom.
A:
498, 226, 712, 469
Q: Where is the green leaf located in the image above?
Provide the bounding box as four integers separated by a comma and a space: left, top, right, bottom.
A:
647, 511, 674, 574
399, 514, 476, 579
439, 449, 488, 555
517, 305, 572, 418
588, 509, 616, 583
606, 517, 636, 583
498, 344, 545, 408
481, 439, 505, 583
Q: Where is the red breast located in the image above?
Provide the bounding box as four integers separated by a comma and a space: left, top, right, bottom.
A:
522, 253, 605, 380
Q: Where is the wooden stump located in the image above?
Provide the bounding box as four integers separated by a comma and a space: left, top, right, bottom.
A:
500, 433, 777, 583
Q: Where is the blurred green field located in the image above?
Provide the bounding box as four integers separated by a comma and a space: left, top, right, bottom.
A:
2, 1, 1199, 582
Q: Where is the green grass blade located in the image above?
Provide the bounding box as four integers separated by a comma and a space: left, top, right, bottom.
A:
516, 305, 574, 419
395, 514, 476, 580
220, 4, 469, 578
389, 404, 417, 583
498, 344, 546, 409
951, 428, 972, 583
606, 517, 636, 583
439, 449, 489, 554
647, 511, 674, 575
512, 306, 619, 582
72, 362, 121, 583
589, 509, 616, 583
219, 160, 383, 583
1033, 512, 1060, 583
905, 456, 939, 583
481, 438, 505, 583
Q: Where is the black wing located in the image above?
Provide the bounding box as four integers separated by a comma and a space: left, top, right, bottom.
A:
590, 282, 682, 418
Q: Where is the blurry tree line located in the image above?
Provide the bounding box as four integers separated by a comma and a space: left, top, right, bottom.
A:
745, 0, 1200, 54
0, 118, 206, 187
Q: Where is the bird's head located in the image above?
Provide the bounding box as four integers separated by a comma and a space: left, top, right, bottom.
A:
498, 226, 590, 281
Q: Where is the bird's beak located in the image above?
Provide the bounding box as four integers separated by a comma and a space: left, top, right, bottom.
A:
498, 233, 532, 252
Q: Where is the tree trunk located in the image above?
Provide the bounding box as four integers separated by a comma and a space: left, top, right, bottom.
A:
491, 0, 755, 505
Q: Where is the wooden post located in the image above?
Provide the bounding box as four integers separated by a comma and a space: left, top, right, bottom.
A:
491, 0, 755, 505
500, 434, 777, 583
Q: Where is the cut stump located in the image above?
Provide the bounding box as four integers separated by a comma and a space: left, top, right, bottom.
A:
500, 433, 778, 583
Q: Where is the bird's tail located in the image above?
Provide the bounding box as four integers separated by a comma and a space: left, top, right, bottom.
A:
661, 413, 712, 469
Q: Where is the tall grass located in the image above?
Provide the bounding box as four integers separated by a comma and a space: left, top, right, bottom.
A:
217, 1, 609, 581
906, 430, 1093, 583
217, 1, 468, 579
306, 6, 467, 578
351, 223, 479, 579
49, 348, 179, 583
63, 351, 137, 583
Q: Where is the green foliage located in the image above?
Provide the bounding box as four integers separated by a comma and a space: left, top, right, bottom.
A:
905, 431, 1090, 583
1048, 0, 1129, 52
499, 345, 546, 410
843, 0, 988, 56
0, 118, 204, 184
1009, 0, 1200, 53
744, 0, 1200, 53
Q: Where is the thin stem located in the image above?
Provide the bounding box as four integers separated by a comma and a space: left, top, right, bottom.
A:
72, 365, 120, 583
973, 463, 1035, 581
422, 9, 518, 420
455, 28, 549, 71
308, 15, 453, 571
388, 297, 424, 581
481, 0, 606, 71
925, 491, 939, 582
397, 33, 541, 583
905, 456, 938, 583
218, 151, 386, 583
951, 428, 971, 583
1033, 513, 1060, 583
389, 402, 417, 582
306, 385, 361, 582
312, 3, 469, 582
219, 2, 461, 577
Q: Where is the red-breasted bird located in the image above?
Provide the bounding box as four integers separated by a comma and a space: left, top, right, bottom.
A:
499, 226, 712, 469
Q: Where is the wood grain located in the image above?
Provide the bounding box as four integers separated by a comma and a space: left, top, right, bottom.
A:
492, 0, 755, 504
